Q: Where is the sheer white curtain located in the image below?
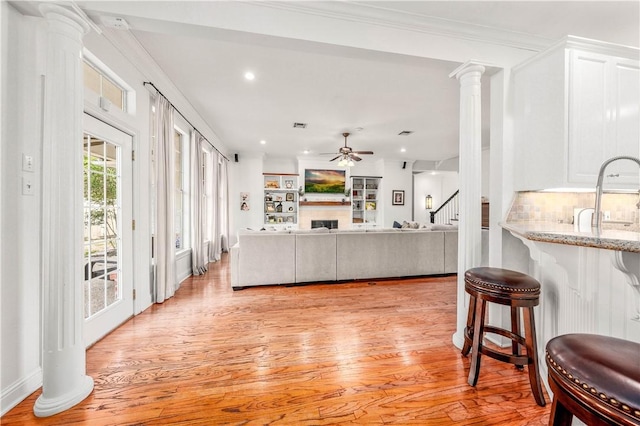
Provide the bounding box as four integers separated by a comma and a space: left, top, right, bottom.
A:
190, 131, 208, 275
220, 157, 230, 253
208, 151, 229, 262
154, 96, 176, 303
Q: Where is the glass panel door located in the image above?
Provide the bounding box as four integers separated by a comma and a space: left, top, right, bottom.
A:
83, 114, 133, 347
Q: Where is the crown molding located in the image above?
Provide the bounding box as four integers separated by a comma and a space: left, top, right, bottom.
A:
253, 1, 552, 53
513, 35, 640, 73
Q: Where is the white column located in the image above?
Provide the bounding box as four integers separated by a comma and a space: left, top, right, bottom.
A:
34, 4, 93, 417
449, 63, 485, 349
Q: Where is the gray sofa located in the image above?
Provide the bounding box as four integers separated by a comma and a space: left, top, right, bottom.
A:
230, 228, 458, 290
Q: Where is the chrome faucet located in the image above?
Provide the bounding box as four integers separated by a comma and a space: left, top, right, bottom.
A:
592, 156, 640, 231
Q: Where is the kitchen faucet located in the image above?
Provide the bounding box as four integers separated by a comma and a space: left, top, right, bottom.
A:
592, 155, 640, 231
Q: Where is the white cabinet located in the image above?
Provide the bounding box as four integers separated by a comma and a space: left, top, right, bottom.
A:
351, 176, 381, 228
263, 173, 299, 228
514, 37, 639, 191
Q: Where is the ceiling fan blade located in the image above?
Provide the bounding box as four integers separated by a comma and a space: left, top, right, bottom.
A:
352, 150, 374, 155
350, 154, 363, 161
329, 155, 341, 161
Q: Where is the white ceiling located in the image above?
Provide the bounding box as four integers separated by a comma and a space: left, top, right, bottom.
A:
72, 2, 640, 165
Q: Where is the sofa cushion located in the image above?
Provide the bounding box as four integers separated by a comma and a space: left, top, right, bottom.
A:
295, 227, 330, 234
237, 233, 296, 286
432, 224, 457, 230
336, 231, 445, 280
295, 233, 337, 283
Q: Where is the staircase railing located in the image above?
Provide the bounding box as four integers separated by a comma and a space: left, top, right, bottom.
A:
430, 190, 459, 224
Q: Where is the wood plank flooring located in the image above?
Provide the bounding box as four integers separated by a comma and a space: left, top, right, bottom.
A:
2, 254, 550, 425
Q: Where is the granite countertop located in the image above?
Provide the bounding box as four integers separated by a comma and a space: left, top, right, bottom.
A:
501, 221, 640, 253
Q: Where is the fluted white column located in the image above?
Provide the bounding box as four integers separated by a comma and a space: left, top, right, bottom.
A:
34, 3, 93, 417
449, 63, 485, 349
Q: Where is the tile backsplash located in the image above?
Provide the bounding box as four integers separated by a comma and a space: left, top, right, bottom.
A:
507, 191, 640, 231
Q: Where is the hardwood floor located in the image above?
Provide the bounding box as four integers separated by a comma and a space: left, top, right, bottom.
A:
2, 254, 550, 425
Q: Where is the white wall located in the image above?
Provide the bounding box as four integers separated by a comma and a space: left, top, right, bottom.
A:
412, 147, 490, 223
381, 159, 413, 227
228, 153, 265, 244
264, 156, 297, 175
1, 6, 44, 414
481, 148, 491, 201
413, 171, 459, 223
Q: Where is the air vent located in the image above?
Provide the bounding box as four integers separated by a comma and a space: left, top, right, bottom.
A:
293, 122, 307, 129
398, 130, 413, 136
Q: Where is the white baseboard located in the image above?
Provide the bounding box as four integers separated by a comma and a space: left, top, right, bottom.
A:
1, 367, 42, 416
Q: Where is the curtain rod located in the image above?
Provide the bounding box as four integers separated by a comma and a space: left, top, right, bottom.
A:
143, 81, 229, 162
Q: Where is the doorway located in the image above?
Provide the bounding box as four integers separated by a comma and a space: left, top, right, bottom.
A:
83, 114, 133, 347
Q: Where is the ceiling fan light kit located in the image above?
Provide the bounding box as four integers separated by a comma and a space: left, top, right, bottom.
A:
330, 132, 373, 167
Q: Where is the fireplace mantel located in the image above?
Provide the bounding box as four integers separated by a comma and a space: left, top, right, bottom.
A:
299, 201, 351, 207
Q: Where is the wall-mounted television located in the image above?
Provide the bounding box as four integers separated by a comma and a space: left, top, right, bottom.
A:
304, 169, 346, 194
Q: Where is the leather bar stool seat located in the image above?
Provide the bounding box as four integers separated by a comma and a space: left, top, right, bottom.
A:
462, 267, 545, 406
546, 334, 640, 426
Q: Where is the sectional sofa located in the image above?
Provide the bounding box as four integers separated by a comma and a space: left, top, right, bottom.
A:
230, 227, 458, 290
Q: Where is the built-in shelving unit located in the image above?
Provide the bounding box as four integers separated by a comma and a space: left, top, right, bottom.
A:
263, 173, 299, 228
351, 176, 381, 228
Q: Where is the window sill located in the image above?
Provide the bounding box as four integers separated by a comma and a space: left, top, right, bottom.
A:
176, 248, 191, 261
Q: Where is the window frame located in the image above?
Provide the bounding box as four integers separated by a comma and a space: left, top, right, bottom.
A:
173, 125, 190, 254
82, 48, 136, 115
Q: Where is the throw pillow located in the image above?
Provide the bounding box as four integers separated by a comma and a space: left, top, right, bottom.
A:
393, 220, 402, 229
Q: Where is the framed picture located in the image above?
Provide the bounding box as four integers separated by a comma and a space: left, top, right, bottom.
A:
392, 190, 404, 206
286, 192, 295, 201
240, 192, 249, 211
284, 179, 294, 189
265, 202, 275, 212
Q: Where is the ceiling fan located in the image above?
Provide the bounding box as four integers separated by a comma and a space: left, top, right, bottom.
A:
327, 132, 374, 166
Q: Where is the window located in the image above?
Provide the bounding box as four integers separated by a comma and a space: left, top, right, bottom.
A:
174, 129, 186, 250
83, 61, 125, 111
202, 149, 211, 239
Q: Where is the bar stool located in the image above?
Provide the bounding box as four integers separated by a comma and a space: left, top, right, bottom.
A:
546, 334, 640, 426
461, 267, 545, 406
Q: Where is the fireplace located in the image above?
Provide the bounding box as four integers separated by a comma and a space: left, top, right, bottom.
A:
311, 220, 338, 229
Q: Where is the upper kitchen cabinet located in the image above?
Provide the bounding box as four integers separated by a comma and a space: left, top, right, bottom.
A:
513, 37, 639, 191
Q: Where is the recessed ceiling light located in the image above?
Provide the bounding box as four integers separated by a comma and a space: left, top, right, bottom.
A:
260, 140, 266, 145
303, 150, 309, 154
244, 71, 255, 81
400, 148, 406, 153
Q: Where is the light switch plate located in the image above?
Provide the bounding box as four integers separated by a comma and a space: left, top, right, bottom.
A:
22, 154, 34, 172
22, 177, 34, 196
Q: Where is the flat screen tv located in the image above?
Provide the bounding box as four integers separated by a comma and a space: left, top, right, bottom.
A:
304, 169, 346, 194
